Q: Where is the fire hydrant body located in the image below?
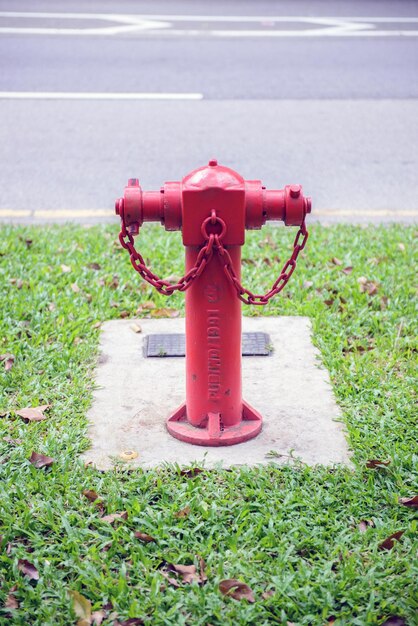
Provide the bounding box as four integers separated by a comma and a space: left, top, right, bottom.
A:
116, 160, 311, 446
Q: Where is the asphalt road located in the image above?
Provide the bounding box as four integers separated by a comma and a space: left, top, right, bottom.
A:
0, 0, 417, 224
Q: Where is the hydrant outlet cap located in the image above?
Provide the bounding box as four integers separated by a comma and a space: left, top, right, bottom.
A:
208, 158, 218, 167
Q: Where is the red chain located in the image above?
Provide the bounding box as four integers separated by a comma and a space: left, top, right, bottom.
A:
119, 219, 215, 295
118, 213, 307, 303
214, 220, 308, 305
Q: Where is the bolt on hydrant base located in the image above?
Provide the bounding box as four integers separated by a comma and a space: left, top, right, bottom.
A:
83, 317, 351, 470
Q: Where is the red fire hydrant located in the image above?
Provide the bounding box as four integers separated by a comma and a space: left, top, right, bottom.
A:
116, 160, 311, 446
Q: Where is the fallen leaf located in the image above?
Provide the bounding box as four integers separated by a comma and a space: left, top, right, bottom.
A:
3, 437, 23, 445
48, 302, 56, 312
29, 451, 55, 468
5, 590, 19, 609
134, 532, 156, 543
69, 590, 92, 626
101, 511, 128, 524
83, 489, 99, 503
219, 579, 255, 603
114, 619, 144, 626
92, 322, 102, 329
1, 353, 15, 371
87, 262, 101, 270
366, 459, 391, 469
380, 295, 389, 310
174, 506, 191, 519
71, 283, 81, 293
331, 257, 342, 265
170, 564, 199, 584
16, 404, 50, 422
109, 275, 119, 289
160, 561, 206, 586
358, 519, 375, 533
140, 301, 156, 310
130, 323, 142, 334
324, 299, 334, 307
358, 276, 378, 295
397, 243, 405, 252
262, 590, 275, 599
381, 617, 407, 626
91, 610, 105, 625
199, 557, 208, 584
119, 311, 130, 319
18, 558, 39, 580
61, 264, 71, 273
150, 308, 180, 318
342, 266, 353, 275
378, 530, 404, 551
180, 468, 204, 478
398, 495, 418, 508
303, 280, 313, 289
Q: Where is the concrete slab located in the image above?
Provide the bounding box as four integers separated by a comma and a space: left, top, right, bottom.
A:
83, 317, 351, 469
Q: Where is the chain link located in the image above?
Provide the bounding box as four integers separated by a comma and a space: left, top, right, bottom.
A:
118, 212, 307, 303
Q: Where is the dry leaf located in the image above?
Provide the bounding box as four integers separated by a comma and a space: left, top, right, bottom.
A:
1, 353, 15, 371
366, 459, 391, 469
101, 511, 128, 524
174, 506, 191, 519
114, 619, 144, 626
358, 276, 378, 295
381, 617, 407, 626
342, 266, 353, 275
378, 530, 404, 551
69, 590, 92, 626
324, 299, 334, 307
219, 579, 255, 603
18, 558, 39, 580
5, 591, 19, 609
29, 451, 55, 468
331, 257, 342, 266
150, 308, 180, 318
71, 283, 81, 293
91, 610, 105, 625
16, 404, 50, 422
92, 322, 102, 329
303, 280, 313, 289
3, 437, 23, 445
120, 311, 130, 319
398, 495, 418, 508
140, 301, 156, 310
262, 590, 274, 599
130, 323, 142, 334
180, 468, 204, 478
109, 275, 119, 289
87, 263, 101, 270
160, 561, 206, 586
61, 264, 71, 273
397, 243, 405, 252
134, 532, 156, 543
358, 519, 375, 533
83, 489, 99, 503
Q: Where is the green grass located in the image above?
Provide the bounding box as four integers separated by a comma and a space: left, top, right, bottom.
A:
0, 223, 417, 626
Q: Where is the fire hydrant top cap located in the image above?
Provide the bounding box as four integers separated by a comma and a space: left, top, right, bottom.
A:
208, 158, 218, 166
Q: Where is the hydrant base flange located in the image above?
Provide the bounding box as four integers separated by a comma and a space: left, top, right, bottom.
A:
166, 400, 262, 447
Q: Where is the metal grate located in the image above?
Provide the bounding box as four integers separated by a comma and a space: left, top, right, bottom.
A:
144, 332, 272, 357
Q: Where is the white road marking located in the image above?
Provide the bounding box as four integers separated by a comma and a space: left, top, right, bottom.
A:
0, 12, 417, 37
0, 92, 203, 100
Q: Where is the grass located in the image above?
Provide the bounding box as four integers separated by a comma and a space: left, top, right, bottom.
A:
0, 222, 417, 626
